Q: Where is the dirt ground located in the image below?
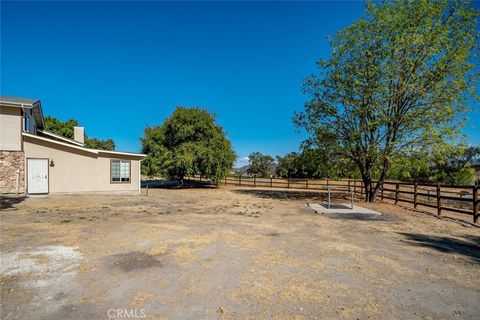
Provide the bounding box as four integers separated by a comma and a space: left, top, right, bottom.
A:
1, 186, 479, 320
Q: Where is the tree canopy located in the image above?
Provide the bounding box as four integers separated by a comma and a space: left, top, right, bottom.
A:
295, 0, 479, 201
141, 107, 236, 184
44, 116, 116, 151
246, 152, 275, 177
276, 145, 359, 180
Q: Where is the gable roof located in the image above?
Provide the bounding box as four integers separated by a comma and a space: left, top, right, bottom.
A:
23, 132, 146, 158
23, 132, 98, 155
0, 96, 44, 130
0, 96, 39, 106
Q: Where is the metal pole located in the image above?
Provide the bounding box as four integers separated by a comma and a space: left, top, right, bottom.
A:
16, 169, 20, 195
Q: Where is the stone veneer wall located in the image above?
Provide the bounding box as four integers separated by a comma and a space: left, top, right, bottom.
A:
0, 151, 25, 194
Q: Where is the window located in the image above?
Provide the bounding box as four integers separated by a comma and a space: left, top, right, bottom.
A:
24, 115, 30, 133
111, 160, 130, 183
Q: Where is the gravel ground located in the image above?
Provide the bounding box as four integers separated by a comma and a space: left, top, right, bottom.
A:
1, 186, 479, 319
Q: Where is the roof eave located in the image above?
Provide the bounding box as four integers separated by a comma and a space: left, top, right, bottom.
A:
96, 150, 147, 158
38, 129, 85, 147
23, 132, 146, 158
22, 132, 98, 155
0, 101, 34, 108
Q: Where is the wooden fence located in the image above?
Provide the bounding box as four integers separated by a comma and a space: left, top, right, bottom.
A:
186, 175, 479, 224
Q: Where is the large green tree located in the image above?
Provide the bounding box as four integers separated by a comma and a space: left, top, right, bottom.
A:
295, 0, 478, 201
141, 107, 236, 184
430, 145, 479, 185
388, 144, 479, 185
276, 152, 301, 178
247, 152, 275, 178
276, 145, 359, 179
44, 116, 115, 151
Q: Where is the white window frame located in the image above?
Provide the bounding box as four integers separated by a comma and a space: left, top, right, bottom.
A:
110, 160, 131, 183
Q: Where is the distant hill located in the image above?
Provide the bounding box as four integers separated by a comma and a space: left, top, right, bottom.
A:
232, 164, 278, 177
233, 165, 249, 175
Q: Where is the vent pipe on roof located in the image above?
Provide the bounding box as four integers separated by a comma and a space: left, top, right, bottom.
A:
73, 126, 85, 144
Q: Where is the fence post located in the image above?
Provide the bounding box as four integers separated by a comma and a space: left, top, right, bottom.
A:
306, 179, 309, 189
270, 177, 273, 188
239, 175, 242, 187
327, 186, 331, 209
225, 176, 227, 186
473, 185, 478, 224
395, 183, 399, 204
287, 178, 290, 189
354, 180, 357, 195
381, 181, 384, 201
414, 182, 418, 209
436, 183, 442, 216
348, 180, 351, 194
350, 185, 354, 209
254, 175, 256, 188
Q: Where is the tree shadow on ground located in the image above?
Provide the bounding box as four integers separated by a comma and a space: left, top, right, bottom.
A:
0, 196, 27, 210
141, 179, 216, 189
398, 232, 480, 263
463, 235, 480, 246
233, 188, 328, 201
327, 212, 394, 221
233, 188, 356, 202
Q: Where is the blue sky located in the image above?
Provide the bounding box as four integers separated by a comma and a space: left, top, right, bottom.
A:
1, 1, 479, 167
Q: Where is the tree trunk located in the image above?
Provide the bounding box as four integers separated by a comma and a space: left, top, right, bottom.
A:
362, 177, 371, 202
364, 179, 385, 202
362, 177, 383, 202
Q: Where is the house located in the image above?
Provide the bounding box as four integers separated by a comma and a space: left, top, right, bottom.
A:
0, 96, 145, 195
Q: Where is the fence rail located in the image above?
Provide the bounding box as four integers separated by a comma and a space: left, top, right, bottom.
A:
185, 175, 479, 224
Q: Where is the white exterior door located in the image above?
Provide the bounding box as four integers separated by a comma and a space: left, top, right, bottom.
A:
27, 159, 49, 194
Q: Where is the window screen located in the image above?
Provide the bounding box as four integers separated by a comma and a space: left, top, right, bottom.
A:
111, 160, 130, 182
